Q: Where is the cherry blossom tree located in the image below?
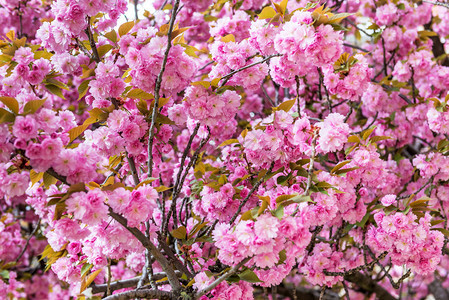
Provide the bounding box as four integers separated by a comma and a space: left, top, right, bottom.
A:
1, 0, 449, 299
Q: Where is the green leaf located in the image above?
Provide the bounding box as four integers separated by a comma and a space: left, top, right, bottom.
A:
78, 80, 91, 100
437, 139, 449, 151
370, 136, 391, 143
126, 88, 154, 100
191, 81, 211, 89
316, 181, 332, 189
97, 44, 113, 58
80, 269, 102, 292
331, 160, 351, 174
104, 30, 117, 43
238, 269, 262, 283
30, 170, 44, 187
45, 78, 69, 90
334, 167, 359, 175
23, 99, 46, 115
156, 114, 175, 125
220, 34, 235, 43
273, 205, 284, 220
275, 194, 296, 204
278, 249, 286, 264
0, 96, 18, 114
258, 6, 277, 19
355, 212, 370, 228
171, 226, 187, 240
45, 84, 65, 99
155, 185, 172, 192
330, 23, 349, 31
68, 124, 90, 143
43, 172, 58, 188
0, 108, 15, 123
81, 263, 93, 277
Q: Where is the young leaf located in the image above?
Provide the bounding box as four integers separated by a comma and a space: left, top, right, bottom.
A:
68, 124, 90, 143
45, 84, 65, 99
23, 99, 46, 115
331, 160, 351, 174
171, 226, 187, 240
126, 89, 154, 100
78, 80, 91, 100
238, 269, 262, 283
118, 21, 135, 37
258, 6, 277, 19
277, 99, 296, 112
0, 96, 18, 114
80, 269, 102, 292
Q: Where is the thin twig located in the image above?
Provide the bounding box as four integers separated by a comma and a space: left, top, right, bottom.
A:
15, 219, 40, 263
195, 257, 251, 298
229, 162, 275, 225
219, 54, 281, 87
148, 0, 181, 178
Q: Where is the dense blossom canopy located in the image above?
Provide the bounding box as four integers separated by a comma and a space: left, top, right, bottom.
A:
1, 0, 449, 299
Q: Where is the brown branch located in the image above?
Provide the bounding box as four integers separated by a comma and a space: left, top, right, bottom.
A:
102, 289, 173, 300
344, 272, 397, 300
108, 208, 181, 291
90, 272, 181, 294
85, 17, 100, 63
126, 155, 140, 186
195, 257, 251, 298
429, 279, 449, 300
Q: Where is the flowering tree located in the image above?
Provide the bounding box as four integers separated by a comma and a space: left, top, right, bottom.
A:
1, 0, 449, 299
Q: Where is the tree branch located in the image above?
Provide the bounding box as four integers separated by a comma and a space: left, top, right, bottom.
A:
344, 271, 398, 300
108, 208, 181, 291
195, 257, 251, 298
102, 288, 173, 300
90, 272, 181, 294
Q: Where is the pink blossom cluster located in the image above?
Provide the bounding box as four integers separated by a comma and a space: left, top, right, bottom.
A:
0, 213, 25, 262
0, 0, 47, 38
213, 213, 311, 286
432, 5, 449, 37
301, 171, 368, 226
195, 183, 250, 222
240, 111, 313, 167
36, 0, 126, 52
182, 85, 241, 126
323, 54, 371, 102
210, 40, 269, 91
195, 273, 254, 300
88, 61, 126, 108
317, 113, 350, 153
426, 105, 449, 135
302, 243, 355, 287
122, 30, 197, 97
85, 109, 149, 157
0, 166, 29, 202
413, 152, 449, 181
209, 10, 251, 42
367, 212, 444, 275
270, 11, 343, 87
